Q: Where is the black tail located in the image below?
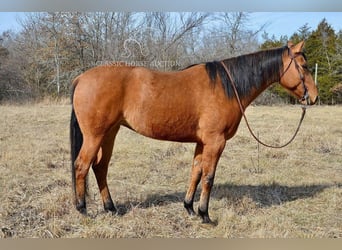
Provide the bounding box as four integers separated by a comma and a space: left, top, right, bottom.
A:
70, 84, 83, 199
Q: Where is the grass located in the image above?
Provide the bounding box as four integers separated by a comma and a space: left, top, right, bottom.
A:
0, 104, 341, 238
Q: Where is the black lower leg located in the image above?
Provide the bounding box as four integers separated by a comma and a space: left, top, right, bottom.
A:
198, 207, 212, 224
76, 199, 87, 214
104, 199, 117, 214
184, 200, 196, 216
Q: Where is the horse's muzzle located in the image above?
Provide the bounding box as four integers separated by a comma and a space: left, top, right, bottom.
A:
311, 95, 319, 105
300, 95, 318, 106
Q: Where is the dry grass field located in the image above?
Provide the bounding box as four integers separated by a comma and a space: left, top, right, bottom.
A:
0, 103, 341, 238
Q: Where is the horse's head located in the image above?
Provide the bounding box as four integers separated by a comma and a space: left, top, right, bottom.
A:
280, 41, 319, 105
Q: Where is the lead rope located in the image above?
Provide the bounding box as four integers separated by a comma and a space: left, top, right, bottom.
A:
220, 61, 306, 149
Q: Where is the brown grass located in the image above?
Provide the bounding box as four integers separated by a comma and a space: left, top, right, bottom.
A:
0, 104, 341, 238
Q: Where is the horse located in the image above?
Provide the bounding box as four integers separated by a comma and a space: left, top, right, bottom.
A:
70, 41, 318, 224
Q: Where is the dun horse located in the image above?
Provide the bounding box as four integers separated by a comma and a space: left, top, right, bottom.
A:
70, 41, 318, 223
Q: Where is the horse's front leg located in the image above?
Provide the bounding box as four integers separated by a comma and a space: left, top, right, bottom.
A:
198, 136, 226, 224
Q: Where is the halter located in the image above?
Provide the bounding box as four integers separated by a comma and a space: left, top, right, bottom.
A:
281, 47, 309, 105
219, 46, 309, 149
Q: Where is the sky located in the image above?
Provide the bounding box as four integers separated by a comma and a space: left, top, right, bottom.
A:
0, 12, 341, 41
248, 12, 342, 39
0, 12, 24, 32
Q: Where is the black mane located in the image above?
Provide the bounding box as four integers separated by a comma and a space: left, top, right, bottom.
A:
205, 46, 287, 98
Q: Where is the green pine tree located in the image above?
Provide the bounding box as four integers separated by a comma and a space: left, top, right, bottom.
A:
305, 18, 339, 104
261, 18, 342, 104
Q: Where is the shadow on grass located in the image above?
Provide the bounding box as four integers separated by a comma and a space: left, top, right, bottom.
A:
116, 182, 338, 216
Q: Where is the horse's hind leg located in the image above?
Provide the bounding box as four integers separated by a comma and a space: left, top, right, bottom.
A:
184, 143, 203, 216
74, 135, 103, 214
92, 125, 120, 213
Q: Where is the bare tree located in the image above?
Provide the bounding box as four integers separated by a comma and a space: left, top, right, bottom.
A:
0, 31, 33, 102
43, 12, 65, 96
3, 11, 268, 101
134, 12, 210, 69
197, 12, 261, 62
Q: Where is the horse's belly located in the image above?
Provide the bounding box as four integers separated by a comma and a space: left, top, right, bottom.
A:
148, 119, 198, 142
123, 108, 199, 142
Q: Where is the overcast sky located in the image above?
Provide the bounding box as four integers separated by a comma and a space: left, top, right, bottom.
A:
0, 12, 341, 41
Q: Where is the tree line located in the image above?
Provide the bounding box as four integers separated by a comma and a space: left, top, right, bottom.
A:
0, 12, 341, 104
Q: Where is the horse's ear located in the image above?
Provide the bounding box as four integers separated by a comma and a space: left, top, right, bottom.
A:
292, 40, 305, 53
287, 41, 294, 48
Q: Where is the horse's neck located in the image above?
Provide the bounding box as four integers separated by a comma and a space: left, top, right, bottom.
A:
224, 49, 283, 109
241, 77, 276, 108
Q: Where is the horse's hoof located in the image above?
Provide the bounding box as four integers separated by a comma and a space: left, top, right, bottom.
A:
198, 207, 217, 225
104, 200, 117, 213
184, 201, 196, 216
104, 205, 117, 215
76, 206, 87, 215
76, 200, 87, 215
